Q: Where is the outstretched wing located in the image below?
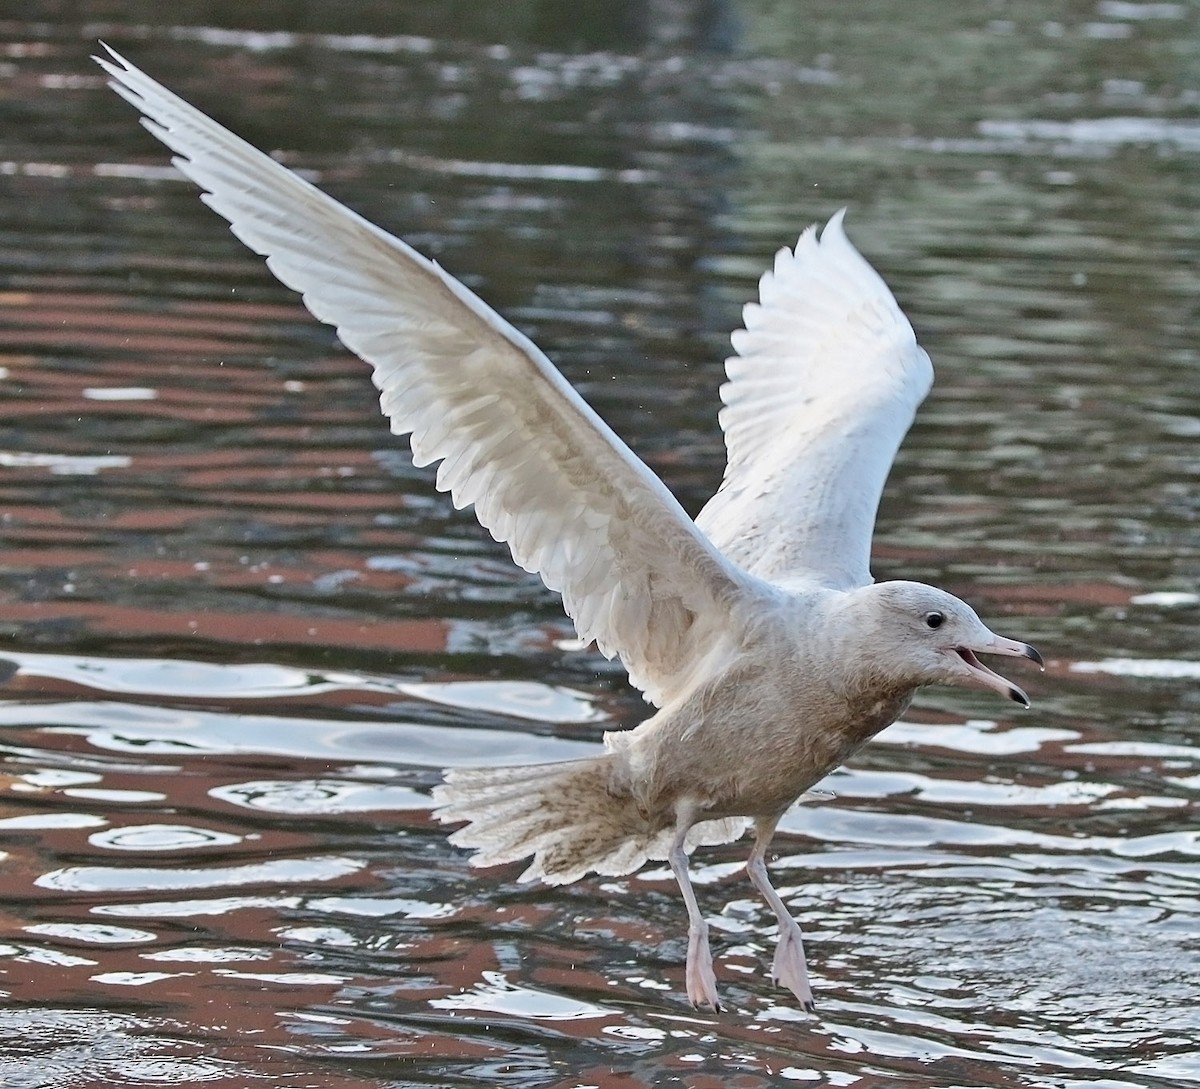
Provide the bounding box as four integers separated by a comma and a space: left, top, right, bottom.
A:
696, 210, 933, 591
97, 46, 752, 707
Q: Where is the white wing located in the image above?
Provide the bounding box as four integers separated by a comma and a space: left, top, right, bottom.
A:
696, 210, 933, 591
97, 45, 752, 707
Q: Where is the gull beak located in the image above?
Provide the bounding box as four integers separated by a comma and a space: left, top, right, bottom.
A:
951, 635, 1043, 708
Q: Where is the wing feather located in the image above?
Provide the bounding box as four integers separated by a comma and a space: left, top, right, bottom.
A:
97, 46, 750, 706
697, 210, 933, 590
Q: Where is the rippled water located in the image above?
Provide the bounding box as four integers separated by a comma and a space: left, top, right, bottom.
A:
1, 3, 1198, 1087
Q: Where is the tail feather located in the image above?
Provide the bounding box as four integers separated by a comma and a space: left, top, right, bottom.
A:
432, 755, 750, 885
433, 763, 585, 823
435, 785, 554, 824
449, 810, 582, 862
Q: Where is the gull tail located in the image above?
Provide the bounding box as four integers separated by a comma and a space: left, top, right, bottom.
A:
431, 756, 749, 885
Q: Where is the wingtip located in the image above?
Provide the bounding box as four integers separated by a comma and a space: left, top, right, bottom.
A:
795, 206, 851, 255
821, 206, 851, 241
92, 40, 124, 66
92, 40, 134, 83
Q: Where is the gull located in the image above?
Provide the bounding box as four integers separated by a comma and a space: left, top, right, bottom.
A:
97, 45, 1042, 1012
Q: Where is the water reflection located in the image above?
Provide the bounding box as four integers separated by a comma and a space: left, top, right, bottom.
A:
36, 854, 366, 893
430, 970, 617, 1020
211, 778, 429, 813
88, 823, 243, 850
0, 1, 1198, 1087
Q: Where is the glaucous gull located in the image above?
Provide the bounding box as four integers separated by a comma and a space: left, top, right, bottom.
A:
98, 45, 1042, 1011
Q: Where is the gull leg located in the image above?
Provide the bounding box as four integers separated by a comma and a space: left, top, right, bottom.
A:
667, 803, 720, 1010
747, 816, 815, 1011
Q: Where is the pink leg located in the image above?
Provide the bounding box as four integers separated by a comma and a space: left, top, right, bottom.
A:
747, 816, 815, 1011
667, 804, 720, 1010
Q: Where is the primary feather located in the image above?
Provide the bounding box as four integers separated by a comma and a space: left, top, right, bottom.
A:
95, 44, 750, 709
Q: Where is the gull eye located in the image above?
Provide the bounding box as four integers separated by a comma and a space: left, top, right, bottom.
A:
924, 611, 945, 630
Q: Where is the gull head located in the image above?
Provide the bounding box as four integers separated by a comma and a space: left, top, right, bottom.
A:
843, 581, 1043, 706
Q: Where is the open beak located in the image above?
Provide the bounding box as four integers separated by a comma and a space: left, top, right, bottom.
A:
951, 636, 1043, 707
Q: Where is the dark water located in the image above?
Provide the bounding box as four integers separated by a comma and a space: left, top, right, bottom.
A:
1, 3, 1198, 1086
